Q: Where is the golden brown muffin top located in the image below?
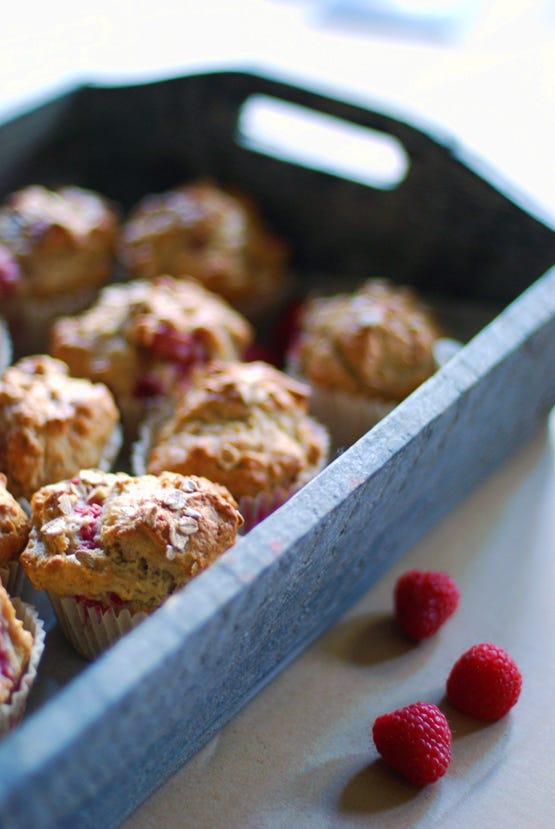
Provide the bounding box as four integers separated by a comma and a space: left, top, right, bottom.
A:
146, 361, 329, 499
0, 356, 120, 501
0, 474, 31, 568
0, 582, 33, 705
20, 469, 242, 613
50, 275, 254, 408
0, 185, 119, 299
291, 279, 442, 401
118, 180, 289, 309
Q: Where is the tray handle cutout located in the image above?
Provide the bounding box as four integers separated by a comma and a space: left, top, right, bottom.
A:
237, 93, 409, 190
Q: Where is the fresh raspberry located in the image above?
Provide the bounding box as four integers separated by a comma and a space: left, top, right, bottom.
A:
394, 569, 460, 641
372, 701, 452, 786
446, 642, 522, 720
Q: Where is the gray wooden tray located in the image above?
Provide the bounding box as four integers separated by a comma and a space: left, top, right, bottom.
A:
0, 70, 554, 829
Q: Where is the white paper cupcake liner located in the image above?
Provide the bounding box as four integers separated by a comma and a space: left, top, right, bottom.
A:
308, 385, 396, 449
0, 599, 46, 737
0, 317, 12, 372
48, 594, 148, 661
0, 560, 24, 597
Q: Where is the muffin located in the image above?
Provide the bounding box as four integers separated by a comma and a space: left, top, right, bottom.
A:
20, 468, 243, 659
0, 355, 122, 502
136, 360, 330, 531
0, 583, 45, 737
118, 179, 290, 319
0, 185, 119, 355
287, 279, 443, 447
49, 275, 253, 437
0, 474, 31, 594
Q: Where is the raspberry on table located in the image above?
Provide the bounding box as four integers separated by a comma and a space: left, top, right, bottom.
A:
446, 642, 522, 720
394, 569, 460, 641
372, 701, 452, 786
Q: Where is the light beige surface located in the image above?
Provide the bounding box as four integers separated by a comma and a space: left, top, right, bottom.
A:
122, 419, 555, 828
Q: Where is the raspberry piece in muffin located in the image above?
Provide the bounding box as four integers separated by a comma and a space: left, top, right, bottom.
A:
0, 355, 121, 502
118, 179, 290, 319
139, 360, 330, 530
49, 275, 253, 436
0, 185, 119, 354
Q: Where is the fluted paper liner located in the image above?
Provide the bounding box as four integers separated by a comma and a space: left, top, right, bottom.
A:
49, 594, 148, 661
0, 599, 45, 736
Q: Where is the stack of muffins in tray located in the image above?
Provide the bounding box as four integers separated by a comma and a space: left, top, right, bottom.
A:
0, 176, 449, 687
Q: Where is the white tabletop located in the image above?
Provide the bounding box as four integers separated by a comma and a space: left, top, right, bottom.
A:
2, 2, 555, 826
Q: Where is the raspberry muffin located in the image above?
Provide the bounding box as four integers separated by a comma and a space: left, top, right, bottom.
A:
49, 275, 253, 437
287, 279, 443, 447
118, 179, 290, 319
20, 468, 243, 659
136, 360, 330, 531
0, 474, 31, 594
0, 185, 119, 354
0, 355, 122, 502
0, 583, 45, 736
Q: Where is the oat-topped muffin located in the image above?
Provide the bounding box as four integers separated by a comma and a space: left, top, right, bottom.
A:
118, 180, 290, 318
0, 185, 119, 354
0, 474, 31, 593
0, 356, 121, 502
49, 275, 253, 437
140, 360, 330, 530
288, 279, 443, 447
20, 469, 243, 657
